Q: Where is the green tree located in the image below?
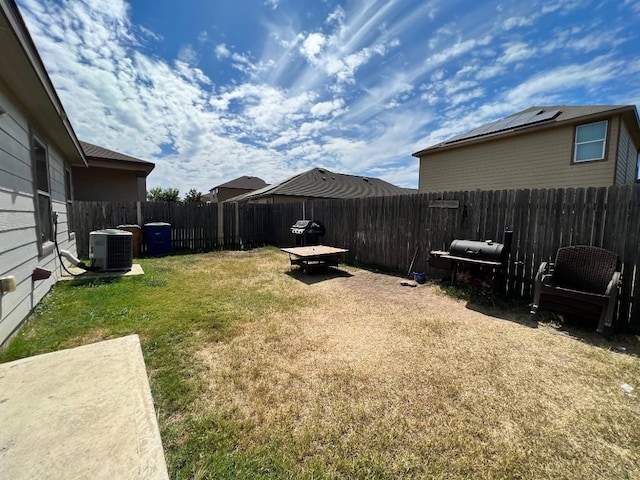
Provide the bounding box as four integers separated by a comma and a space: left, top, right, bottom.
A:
184, 188, 204, 203
147, 187, 181, 202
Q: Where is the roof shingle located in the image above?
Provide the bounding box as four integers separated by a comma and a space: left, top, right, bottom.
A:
226, 168, 413, 202
213, 176, 268, 190
80, 141, 154, 166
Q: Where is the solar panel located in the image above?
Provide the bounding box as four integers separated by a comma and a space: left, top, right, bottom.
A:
532, 109, 561, 122
444, 109, 562, 144
503, 111, 539, 128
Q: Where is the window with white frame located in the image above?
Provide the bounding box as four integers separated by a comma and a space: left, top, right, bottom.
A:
65, 168, 74, 237
574, 120, 608, 162
33, 137, 53, 250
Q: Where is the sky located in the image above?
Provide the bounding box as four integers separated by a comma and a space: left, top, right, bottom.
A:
16, 0, 640, 194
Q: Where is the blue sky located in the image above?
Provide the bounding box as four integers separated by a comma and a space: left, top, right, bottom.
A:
17, 0, 640, 193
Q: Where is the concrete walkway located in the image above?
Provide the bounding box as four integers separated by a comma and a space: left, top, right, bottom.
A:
0, 335, 169, 479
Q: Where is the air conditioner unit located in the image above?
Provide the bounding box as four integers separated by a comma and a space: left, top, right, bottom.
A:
89, 229, 133, 271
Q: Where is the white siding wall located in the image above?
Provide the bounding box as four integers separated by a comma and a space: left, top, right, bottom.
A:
0, 86, 77, 345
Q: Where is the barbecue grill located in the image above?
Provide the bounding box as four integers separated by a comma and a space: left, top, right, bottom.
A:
290, 220, 326, 246
429, 228, 513, 292
448, 238, 507, 264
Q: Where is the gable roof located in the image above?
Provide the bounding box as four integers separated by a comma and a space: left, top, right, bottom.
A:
212, 176, 267, 190
80, 141, 155, 175
413, 105, 640, 157
0, 0, 85, 166
226, 168, 413, 202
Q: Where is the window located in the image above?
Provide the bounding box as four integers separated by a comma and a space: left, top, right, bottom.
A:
574, 120, 607, 162
65, 168, 74, 237
32, 137, 53, 252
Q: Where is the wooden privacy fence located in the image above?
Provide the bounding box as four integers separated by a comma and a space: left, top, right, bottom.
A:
73, 201, 220, 257
74, 184, 640, 331
237, 185, 640, 331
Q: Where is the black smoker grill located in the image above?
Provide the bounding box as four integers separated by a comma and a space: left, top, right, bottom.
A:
290, 220, 326, 246
429, 228, 513, 293
448, 237, 509, 264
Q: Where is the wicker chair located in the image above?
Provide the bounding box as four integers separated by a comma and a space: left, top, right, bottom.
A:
531, 246, 621, 332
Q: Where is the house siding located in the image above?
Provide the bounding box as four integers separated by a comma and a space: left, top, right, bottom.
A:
0, 87, 77, 345
213, 187, 255, 203
72, 166, 141, 201
418, 117, 619, 192
615, 119, 639, 184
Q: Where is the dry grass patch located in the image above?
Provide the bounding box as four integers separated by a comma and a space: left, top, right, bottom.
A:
198, 267, 640, 479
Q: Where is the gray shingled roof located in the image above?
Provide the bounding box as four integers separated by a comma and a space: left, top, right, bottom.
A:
413, 105, 640, 156
226, 168, 413, 202
213, 176, 267, 190
80, 141, 155, 169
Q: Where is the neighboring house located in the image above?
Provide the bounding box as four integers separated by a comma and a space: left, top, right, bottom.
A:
209, 176, 267, 203
0, 0, 86, 344
226, 167, 415, 204
74, 141, 155, 201
413, 105, 640, 192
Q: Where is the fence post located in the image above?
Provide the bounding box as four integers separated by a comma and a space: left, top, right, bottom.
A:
235, 203, 240, 248
136, 201, 142, 226
218, 204, 224, 247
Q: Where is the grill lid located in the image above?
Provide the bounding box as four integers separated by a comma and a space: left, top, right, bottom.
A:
290, 220, 325, 236
448, 239, 505, 263
292, 220, 311, 229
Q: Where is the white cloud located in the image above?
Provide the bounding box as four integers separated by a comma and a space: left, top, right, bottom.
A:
443, 79, 479, 95
231, 52, 257, 73
326, 6, 345, 25
427, 36, 493, 67
503, 16, 534, 30
626, 0, 640, 14
505, 57, 622, 105
177, 44, 197, 64
475, 64, 506, 80
430, 70, 445, 82
215, 44, 231, 59
501, 42, 536, 64
300, 32, 326, 60
420, 92, 438, 105
138, 25, 162, 42
541, 3, 562, 14
450, 87, 484, 106
568, 31, 626, 52
310, 98, 345, 117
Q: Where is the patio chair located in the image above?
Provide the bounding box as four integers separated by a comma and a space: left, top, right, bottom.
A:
530, 246, 621, 333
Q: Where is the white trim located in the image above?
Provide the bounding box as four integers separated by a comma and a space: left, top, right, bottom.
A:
574, 120, 608, 163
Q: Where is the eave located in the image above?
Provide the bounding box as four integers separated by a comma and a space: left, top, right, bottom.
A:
0, 0, 86, 166
413, 105, 640, 158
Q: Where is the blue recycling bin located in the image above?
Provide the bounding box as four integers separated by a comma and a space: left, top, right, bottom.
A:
144, 222, 171, 256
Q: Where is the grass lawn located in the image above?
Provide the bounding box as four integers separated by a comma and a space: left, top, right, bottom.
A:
1, 247, 639, 479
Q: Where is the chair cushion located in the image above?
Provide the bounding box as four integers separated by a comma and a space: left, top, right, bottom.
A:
540, 285, 609, 306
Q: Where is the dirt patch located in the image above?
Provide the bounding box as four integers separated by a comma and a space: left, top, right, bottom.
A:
196, 265, 640, 478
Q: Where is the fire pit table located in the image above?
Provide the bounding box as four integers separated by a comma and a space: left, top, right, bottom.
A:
281, 245, 349, 273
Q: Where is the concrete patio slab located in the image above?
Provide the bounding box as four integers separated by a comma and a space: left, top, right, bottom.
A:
0, 335, 169, 479
60, 263, 144, 281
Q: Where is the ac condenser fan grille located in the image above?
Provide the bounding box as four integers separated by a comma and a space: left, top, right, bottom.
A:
106, 235, 133, 270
